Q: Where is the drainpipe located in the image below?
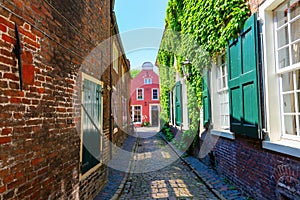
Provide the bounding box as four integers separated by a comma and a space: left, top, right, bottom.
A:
109, 2, 114, 159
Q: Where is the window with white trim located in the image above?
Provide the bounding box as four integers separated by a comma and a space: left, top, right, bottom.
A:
216, 54, 230, 129
210, 54, 230, 134
152, 89, 159, 100
144, 78, 152, 84
136, 88, 144, 100
275, 0, 300, 138
132, 106, 142, 123
260, 0, 300, 157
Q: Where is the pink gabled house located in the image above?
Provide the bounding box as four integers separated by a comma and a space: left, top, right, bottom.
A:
130, 62, 160, 127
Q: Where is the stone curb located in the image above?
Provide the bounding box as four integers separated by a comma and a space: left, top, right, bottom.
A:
110, 136, 140, 200
158, 132, 226, 200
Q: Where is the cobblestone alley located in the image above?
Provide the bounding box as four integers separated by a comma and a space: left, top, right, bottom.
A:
117, 127, 218, 200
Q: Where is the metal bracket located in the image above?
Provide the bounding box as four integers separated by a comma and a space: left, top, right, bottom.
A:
13, 23, 23, 91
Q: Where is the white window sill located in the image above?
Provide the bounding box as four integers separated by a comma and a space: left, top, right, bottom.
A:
211, 129, 235, 140
263, 140, 300, 159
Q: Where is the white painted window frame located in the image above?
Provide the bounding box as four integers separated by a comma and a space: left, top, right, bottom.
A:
152, 88, 159, 100
210, 55, 234, 140
131, 105, 142, 123
136, 88, 144, 100
144, 78, 152, 84
260, 0, 300, 158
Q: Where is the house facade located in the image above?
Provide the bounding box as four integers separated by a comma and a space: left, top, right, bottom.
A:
111, 12, 131, 149
203, 1, 300, 199
0, 1, 130, 199
159, 0, 300, 199
130, 62, 160, 127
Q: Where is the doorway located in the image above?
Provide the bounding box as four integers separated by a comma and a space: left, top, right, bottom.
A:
150, 105, 159, 127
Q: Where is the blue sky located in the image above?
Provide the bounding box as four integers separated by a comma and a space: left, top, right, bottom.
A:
114, 0, 169, 70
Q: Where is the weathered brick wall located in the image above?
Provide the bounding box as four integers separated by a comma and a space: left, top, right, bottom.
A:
0, 0, 113, 199
247, 0, 265, 13
211, 135, 300, 199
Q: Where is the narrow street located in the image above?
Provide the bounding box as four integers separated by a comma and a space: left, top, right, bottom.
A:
117, 127, 218, 200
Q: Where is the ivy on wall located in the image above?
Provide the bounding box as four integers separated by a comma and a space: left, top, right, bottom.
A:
157, 0, 250, 150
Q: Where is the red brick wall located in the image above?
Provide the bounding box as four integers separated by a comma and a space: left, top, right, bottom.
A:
212, 135, 300, 199
0, 0, 113, 199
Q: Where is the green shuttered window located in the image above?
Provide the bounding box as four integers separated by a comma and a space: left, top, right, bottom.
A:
175, 81, 182, 126
227, 13, 262, 139
202, 72, 210, 127
81, 74, 103, 176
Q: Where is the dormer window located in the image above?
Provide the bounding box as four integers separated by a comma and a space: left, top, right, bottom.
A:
144, 78, 152, 84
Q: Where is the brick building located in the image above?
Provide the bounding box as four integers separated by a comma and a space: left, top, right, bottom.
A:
159, 0, 300, 199
0, 0, 130, 199
202, 1, 300, 199
130, 62, 160, 127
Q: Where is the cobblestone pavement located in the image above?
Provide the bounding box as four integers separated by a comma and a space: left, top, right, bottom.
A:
118, 131, 218, 200
95, 135, 137, 200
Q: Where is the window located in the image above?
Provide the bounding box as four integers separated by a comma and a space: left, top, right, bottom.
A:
275, 0, 300, 138
80, 73, 103, 179
132, 106, 142, 123
209, 54, 233, 139
136, 88, 144, 100
216, 54, 230, 129
122, 97, 128, 127
112, 87, 119, 129
152, 89, 159, 100
122, 66, 125, 82
175, 82, 182, 126
260, 0, 300, 157
113, 42, 119, 73
144, 78, 152, 84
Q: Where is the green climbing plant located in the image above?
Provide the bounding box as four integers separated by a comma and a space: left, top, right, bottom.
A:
157, 0, 250, 152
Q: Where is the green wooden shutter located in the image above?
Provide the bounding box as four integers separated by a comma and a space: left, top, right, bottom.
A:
227, 13, 262, 139
175, 81, 182, 126
81, 79, 102, 174
202, 71, 210, 127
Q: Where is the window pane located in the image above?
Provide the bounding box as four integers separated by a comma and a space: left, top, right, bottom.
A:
224, 102, 229, 113
133, 106, 141, 122
296, 70, 300, 89
284, 115, 297, 135
283, 93, 296, 113
282, 72, 294, 92
290, 0, 300, 20
291, 19, 300, 42
153, 89, 158, 99
277, 26, 289, 48
222, 65, 226, 76
217, 77, 222, 91
278, 47, 290, 68
292, 41, 300, 64
275, 3, 288, 27
137, 89, 143, 99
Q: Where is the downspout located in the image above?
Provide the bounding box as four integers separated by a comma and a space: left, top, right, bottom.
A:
109, 40, 113, 159
109, 0, 114, 159
258, 18, 268, 140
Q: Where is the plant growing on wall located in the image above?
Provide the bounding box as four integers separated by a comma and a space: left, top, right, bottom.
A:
158, 0, 250, 152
